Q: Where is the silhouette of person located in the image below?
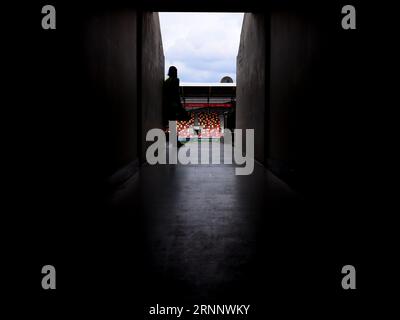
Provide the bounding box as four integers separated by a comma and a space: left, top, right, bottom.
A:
163, 66, 189, 146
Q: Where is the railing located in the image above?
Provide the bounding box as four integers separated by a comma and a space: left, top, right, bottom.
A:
183, 103, 232, 108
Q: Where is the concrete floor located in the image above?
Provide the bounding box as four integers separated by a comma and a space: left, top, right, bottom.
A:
110, 141, 304, 305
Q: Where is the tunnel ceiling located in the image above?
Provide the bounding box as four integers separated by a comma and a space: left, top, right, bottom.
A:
77, 0, 266, 12
73, 0, 327, 14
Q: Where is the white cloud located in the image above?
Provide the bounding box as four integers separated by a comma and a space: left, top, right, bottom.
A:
159, 12, 244, 83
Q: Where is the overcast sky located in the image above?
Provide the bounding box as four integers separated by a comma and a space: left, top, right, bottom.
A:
159, 13, 244, 83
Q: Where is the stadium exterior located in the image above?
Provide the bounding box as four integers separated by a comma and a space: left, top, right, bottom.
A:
178, 82, 236, 140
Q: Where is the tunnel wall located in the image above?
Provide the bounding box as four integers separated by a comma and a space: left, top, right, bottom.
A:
268, 4, 372, 195
83, 11, 139, 185
237, 5, 370, 196
81, 11, 164, 185
140, 12, 165, 161
268, 10, 323, 187
236, 13, 267, 164
236, 10, 326, 185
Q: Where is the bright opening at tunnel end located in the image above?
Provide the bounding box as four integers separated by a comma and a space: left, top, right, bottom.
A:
146, 122, 255, 175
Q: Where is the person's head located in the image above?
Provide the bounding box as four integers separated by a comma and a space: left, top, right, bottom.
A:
168, 66, 178, 78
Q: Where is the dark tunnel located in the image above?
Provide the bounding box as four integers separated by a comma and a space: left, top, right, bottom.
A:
5, 0, 396, 318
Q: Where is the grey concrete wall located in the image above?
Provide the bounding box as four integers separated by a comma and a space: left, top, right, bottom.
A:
140, 12, 165, 161
83, 11, 139, 179
81, 11, 165, 182
236, 10, 325, 184
268, 4, 371, 194
236, 8, 343, 190
269, 10, 322, 183
236, 13, 267, 164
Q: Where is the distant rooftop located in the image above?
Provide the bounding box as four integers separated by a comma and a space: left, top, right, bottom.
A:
180, 82, 236, 87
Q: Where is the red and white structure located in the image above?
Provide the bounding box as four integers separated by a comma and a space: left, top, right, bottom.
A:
178, 82, 236, 140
